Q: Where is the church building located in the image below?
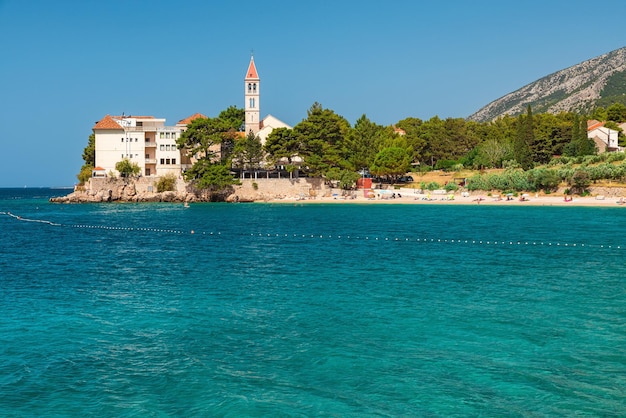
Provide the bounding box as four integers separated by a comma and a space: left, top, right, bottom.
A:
244, 55, 292, 143
91, 56, 292, 178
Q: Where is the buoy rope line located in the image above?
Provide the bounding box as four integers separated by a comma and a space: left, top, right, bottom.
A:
2, 211, 212, 236
249, 233, 624, 250
2, 211, 623, 250
2, 211, 61, 226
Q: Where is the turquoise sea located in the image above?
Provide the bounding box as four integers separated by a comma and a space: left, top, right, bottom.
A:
1, 188, 625, 416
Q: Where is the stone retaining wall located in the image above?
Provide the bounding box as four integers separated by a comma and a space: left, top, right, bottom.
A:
231, 178, 326, 202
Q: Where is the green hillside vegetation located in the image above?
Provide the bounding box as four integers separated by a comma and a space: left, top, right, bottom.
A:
463, 152, 626, 195
595, 70, 626, 109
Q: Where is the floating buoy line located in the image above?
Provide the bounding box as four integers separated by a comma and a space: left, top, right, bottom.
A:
247, 232, 624, 250
2, 211, 624, 250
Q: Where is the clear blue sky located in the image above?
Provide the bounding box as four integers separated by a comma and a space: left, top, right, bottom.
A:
1, 0, 624, 187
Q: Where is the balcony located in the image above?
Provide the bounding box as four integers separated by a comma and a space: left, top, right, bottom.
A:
145, 159, 157, 164
144, 141, 156, 147
125, 125, 161, 132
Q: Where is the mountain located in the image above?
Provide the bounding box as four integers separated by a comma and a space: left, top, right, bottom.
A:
468, 46, 626, 122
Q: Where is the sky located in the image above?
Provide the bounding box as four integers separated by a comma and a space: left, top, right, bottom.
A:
1, 0, 625, 187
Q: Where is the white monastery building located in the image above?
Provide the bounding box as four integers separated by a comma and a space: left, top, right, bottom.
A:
93, 56, 291, 178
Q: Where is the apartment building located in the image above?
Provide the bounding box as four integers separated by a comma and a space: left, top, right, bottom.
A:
93, 114, 195, 177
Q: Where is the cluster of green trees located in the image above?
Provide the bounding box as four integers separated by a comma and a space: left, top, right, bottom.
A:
259, 102, 626, 179
79, 101, 626, 195
78, 134, 95, 185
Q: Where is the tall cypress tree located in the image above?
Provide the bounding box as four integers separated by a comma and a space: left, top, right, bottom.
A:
565, 115, 596, 156
576, 116, 596, 156
513, 105, 534, 169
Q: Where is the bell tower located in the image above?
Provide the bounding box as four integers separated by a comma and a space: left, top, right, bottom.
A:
244, 55, 260, 134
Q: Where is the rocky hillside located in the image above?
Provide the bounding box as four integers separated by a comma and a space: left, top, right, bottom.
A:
468, 46, 626, 122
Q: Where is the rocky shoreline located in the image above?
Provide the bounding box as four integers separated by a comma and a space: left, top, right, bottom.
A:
49, 182, 256, 203
49, 177, 326, 203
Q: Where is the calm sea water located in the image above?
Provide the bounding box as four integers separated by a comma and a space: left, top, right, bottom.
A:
1, 188, 625, 416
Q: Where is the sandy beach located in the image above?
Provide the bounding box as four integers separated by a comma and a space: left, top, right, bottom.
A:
280, 189, 626, 207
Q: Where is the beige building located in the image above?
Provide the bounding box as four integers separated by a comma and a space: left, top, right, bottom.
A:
93, 114, 198, 177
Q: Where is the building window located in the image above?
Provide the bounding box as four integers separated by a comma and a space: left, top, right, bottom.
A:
166, 158, 171, 164
160, 144, 165, 151
166, 144, 171, 151
248, 83, 252, 92
121, 138, 124, 142
160, 158, 165, 165
172, 158, 176, 165
166, 132, 170, 139
135, 138, 138, 142
172, 133, 176, 139
253, 83, 257, 92
160, 132, 164, 139
249, 98, 255, 108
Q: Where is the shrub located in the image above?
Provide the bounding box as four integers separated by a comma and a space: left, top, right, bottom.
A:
528, 168, 560, 192
77, 165, 93, 185
509, 170, 532, 191
115, 158, 140, 178
607, 152, 626, 163
583, 154, 602, 165
467, 174, 489, 191
547, 158, 562, 167
452, 163, 464, 172
502, 159, 521, 170
434, 160, 458, 172
426, 181, 441, 191
252, 182, 258, 190
444, 182, 459, 192
558, 156, 571, 165
569, 169, 591, 194
156, 173, 177, 192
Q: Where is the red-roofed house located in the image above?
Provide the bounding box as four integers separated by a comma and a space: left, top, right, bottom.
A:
587, 120, 622, 153
176, 113, 207, 127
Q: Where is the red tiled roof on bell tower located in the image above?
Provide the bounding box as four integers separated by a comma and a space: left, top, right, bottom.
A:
245, 56, 259, 80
